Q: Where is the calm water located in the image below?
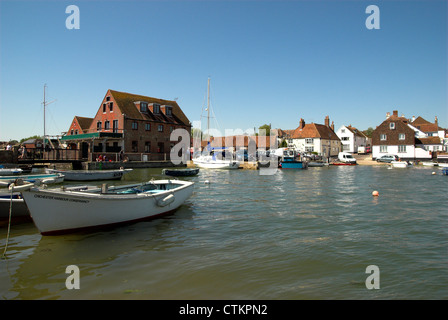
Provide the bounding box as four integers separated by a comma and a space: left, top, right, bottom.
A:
1, 165, 447, 300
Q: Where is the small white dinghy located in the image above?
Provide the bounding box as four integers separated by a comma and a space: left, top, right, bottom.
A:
391, 161, 412, 168
20, 179, 194, 235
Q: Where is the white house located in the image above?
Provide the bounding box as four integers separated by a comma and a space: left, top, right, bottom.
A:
276, 116, 341, 158
335, 125, 368, 153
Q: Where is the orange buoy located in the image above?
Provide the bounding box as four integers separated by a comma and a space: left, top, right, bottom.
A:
372, 190, 379, 196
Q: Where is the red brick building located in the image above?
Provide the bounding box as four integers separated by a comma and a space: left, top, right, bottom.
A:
62, 89, 191, 160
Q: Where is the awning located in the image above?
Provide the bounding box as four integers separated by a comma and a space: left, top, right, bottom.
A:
60, 132, 123, 141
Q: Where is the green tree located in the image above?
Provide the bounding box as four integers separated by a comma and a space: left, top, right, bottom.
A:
363, 127, 374, 138
258, 124, 271, 136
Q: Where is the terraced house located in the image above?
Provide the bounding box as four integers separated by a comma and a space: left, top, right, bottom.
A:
62, 89, 191, 161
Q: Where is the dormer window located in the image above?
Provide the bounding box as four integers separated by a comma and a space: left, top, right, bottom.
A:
390, 122, 395, 130
141, 102, 147, 112
153, 104, 160, 114
166, 106, 172, 116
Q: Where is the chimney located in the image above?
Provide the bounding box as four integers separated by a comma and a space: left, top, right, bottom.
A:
331, 121, 334, 131
386, 112, 390, 119
412, 116, 415, 122
435, 116, 438, 125
393, 110, 398, 117
325, 115, 330, 127
299, 118, 305, 130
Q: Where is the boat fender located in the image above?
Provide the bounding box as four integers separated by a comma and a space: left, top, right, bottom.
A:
157, 194, 175, 207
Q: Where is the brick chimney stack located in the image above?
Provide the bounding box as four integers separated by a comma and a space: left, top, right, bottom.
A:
325, 115, 330, 127
299, 118, 305, 130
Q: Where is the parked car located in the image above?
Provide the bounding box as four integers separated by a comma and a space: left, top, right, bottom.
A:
376, 154, 399, 163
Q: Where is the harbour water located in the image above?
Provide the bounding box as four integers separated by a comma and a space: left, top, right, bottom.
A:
1, 165, 447, 300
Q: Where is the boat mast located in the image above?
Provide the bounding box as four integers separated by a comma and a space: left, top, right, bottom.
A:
43, 84, 47, 149
207, 77, 210, 135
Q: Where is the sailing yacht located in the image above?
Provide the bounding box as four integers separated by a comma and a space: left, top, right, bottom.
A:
192, 78, 240, 170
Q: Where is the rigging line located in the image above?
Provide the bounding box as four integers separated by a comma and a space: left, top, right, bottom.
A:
1, 186, 14, 259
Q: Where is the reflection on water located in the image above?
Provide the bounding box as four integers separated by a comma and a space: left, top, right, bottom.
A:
1, 165, 447, 299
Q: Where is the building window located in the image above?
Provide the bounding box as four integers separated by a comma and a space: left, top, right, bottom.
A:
75, 130, 78, 135
166, 106, 172, 116
144, 142, 151, 153
341, 137, 349, 141
132, 121, 138, 130
305, 146, 314, 152
341, 129, 345, 133
141, 103, 147, 113
105, 120, 110, 130
380, 134, 387, 141
380, 145, 387, 153
106, 96, 110, 102
153, 104, 160, 114
305, 138, 313, 144
145, 123, 151, 131
343, 144, 350, 151
399, 133, 405, 140
170, 126, 174, 133
158, 124, 163, 132
131, 141, 138, 153
157, 142, 164, 153
103, 103, 106, 113
70, 130, 74, 135
113, 120, 118, 133
390, 122, 395, 130
109, 102, 113, 112
97, 121, 102, 131
398, 145, 406, 153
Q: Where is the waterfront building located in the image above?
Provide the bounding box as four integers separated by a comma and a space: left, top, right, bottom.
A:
371, 110, 446, 160
275, 116, 341, 158
62, 89, 191, 161
335, 125, 368, 153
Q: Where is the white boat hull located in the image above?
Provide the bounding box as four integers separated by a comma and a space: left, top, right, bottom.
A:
193, 157, 240, 169
0, 168, 23, 176
46, 168, 132, 181
21, 180, 194, 235
391, 161, 412, 168
0, 173, 64, 186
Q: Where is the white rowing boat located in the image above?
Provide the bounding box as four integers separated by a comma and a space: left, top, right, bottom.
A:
20, 179, 194, 235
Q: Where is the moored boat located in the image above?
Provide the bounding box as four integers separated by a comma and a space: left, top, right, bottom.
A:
46, 168, 132, 181
391, 160, 412, 168
422, 161, 437, 166
0, 173, 64, 187
280, 156, 307, 169
20, 179, 194, 235
0, 168, 23, 176
162, 168, 200, 177
0, 192, 30, 220
193, 155, 240, 169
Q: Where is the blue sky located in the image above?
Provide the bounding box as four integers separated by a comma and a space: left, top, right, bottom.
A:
0, 0, 446, 141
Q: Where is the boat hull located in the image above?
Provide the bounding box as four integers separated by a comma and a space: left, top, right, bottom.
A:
193, 158, 240, 169
0, 193, 29, 219
46, 169, 132, 181
162, 168, 200, 176
280, 161, 306, 169
391, 161, 412, 168
0, 173, 64, 185
21, 180, 194, 235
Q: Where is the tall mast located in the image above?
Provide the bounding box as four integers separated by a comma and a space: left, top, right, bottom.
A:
43, 84, 47, 148
207, 77, 210, 135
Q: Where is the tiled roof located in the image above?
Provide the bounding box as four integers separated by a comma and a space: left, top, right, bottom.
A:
291, 123, 340, 140
109, 90, 191, 126
75, 116, 93, 132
